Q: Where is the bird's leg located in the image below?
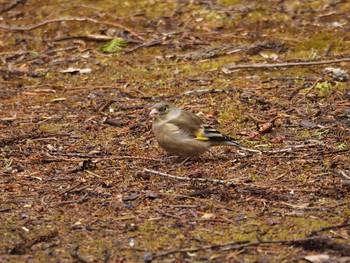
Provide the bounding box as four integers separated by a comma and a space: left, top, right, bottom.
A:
179, 157, 191, 165
162, 155, 178, 164
162, 155, 195, 165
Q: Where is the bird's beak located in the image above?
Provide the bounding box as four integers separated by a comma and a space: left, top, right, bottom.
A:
149, 108, 159, 118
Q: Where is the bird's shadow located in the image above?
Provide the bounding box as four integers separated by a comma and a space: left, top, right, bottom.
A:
159, 148, 251, 166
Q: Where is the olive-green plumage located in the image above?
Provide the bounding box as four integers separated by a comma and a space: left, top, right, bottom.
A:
149, 102, 241, 157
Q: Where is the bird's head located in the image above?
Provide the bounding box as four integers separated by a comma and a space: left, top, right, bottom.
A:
149, 102, 179, 122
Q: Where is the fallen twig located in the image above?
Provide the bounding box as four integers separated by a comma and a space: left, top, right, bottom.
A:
234, 142, 321, 155
0, 133, 71, 147
150, 240, 250, 260
0, 68, 47, 79
246, 113, 270, 124
59, 183, 83, 196
261, 76, 318, 83
154, 206, 182, 219
123, 32, 177, 54
271, 200, 350, 211
148, 236, 334, 260
223, 57, 350, 71
46, 152, 162, 162
308, 223, 350, 237
339, 170, 350, 180
143, 168, 239, 185
177, 41, 286, 61
46, 34, 143, 43
0, 17, 145, 41
301, 78, 323, 99
9, 230, 59, 255
70, 245, 92, 263
0, 46, 79, 63
181, 87, 235, 96
0, 0, 26, 14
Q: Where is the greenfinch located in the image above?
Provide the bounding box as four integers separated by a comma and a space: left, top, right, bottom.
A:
149, 102, 242, 157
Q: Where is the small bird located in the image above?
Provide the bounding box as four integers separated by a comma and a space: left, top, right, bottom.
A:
149, 102, 243, 157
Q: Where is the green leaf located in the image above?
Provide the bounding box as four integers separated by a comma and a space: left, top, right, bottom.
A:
100, 38, 127, 53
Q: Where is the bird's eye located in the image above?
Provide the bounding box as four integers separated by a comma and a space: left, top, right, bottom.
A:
160, 105, 168, 112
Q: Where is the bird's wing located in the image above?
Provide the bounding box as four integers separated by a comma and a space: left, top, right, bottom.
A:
166, 110, 228, 140
166, 110, 204, 138
167, 109, 241, 146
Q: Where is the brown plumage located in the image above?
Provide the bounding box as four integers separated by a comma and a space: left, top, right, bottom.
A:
149, 102, 242, 157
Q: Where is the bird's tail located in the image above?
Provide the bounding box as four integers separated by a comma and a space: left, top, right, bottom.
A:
203, 125, 262, 153
209, 135, 242, 147
214, 136, 262, 153
202, 125, 242, 147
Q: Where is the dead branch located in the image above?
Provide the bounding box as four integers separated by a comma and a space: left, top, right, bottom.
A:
150, 236, 334, 260
59, 183, 83, 196
151, 240, 250, 260
0, 133, 71, 147
154, 206, 182, 219
47, 34, 114, 42
176, 41, 286, 61
301, 78, 323, 99
0, 50, 32, 61
44, 143, 328, 166
0, 0, 26, 14
9, 230, 59, 255
46, 34, 143, 43
0, 17, 145, 41
235, 143, 317, 155
338, 170, 350, 180
261, 76, 318, 83
275, 201, 350, 210
223, 57, 350, 71
0, 68, 47, 79
259, 143, 321, 154
181, 87, 235, 96
143, 168, 239, 185
123, 32, 177, 54
308, 223, 350, 236
70, 245, 92, 263
45, 152, 162, 162
246, 113, 269, 124
186, 186, 218, 197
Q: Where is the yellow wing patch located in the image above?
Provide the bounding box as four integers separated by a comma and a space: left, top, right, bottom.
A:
195, 132, 209, 141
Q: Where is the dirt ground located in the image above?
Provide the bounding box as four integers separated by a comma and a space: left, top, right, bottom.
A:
1, 0, 350, 262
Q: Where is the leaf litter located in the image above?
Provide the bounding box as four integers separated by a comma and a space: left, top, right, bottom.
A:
0, 0, 349, 262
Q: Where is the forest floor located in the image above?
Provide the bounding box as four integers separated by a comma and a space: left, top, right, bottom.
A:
1, 0, 350, 262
